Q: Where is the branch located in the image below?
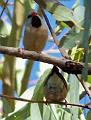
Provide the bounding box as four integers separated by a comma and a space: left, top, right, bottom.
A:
0, 46, 91, 74
39, 5, 70, 59
0, 94, 90, 110
80, 86, 91, 100
0, 0, 9, 19
36, 1, 69, 58
76, 75, 91, 99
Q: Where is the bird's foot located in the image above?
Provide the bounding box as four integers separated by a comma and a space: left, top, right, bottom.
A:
18, 48, 25, 58
64, 99, 68, 108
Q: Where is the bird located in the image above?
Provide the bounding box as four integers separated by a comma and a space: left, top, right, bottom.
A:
23, 11, 48, 52
44, 66, 68, 102
20, 11, 48, 95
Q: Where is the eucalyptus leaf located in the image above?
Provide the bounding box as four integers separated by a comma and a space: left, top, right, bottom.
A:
31, 69, 52, 120
43, 105, 52, 120
68, 74, 79, 120
0, 20, 11, 46
0, 36, 9, 46
43, 105, 56, 120
88, 47, 91, 62
73, 5, 85, 23
3, 98, 14, 115
1, 87, 35, 120
59, 27, 91, 49
46, 2, 73, 21
32, 68, 52, 100
5, 7, 12, 22
2, 104, 30, 120
81, 1, 91, 81
31, 103, 43, 120
72, 0, 80, 9
24, 0, 36, 16
59, 28, 83, 49
46, 2, 83, 30
87, 75, 91, 84
0, 20, 11, 36
57, 107, 72, 120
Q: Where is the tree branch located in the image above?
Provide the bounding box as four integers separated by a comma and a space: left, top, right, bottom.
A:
0, 94, 90, 110
76, 75, 91, 99
0, 46, 91, 74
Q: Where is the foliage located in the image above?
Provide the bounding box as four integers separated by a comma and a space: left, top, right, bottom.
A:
0, 0, 91, 120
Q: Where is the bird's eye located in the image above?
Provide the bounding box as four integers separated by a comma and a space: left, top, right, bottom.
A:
27, 14, 32, 19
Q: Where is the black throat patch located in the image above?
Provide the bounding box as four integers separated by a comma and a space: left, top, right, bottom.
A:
31, 16, 42, 28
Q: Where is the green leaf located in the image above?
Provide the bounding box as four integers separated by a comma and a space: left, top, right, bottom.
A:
3, 104, 30, 120
31, 103, 43, 120
43, 105, 52, 120
68, 74, 79, 120
0, 20, 11, 36
50, 104, 59, 120
72, 0, 80, 9
57, 107, 72, 120
88, 46, 91, 62
87, 75, 91, 84
31, 69, 52, 120
81, 1, 91, 81
46, 2, 83, 30
0, 59, 3, 79
5, 7, 12, 22
32, 68, 52, 100
0, 36, 9, 46
73, 5, 85, 23
46, 2, 73, 21
43, 105, 57, 120
2, 86, 35, 120
0, 20, 11, 46
59, 27, 91, 49
3, 98, 14, 115
24, 0, 36, 16
59, 28, 83, 49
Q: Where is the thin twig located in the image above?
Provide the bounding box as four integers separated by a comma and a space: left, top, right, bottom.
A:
0, 0, 9, 19
76, 74, 91, 99
39, 6, 70, 59
40, 8, 59, 46
0, 94, 90, 110
35, 0, 72, 59
80, 86, 91, 100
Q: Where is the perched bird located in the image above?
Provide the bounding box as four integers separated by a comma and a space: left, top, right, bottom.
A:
23, 11, 48, 51
44, 66, 68, 102
20, 12, 48, 94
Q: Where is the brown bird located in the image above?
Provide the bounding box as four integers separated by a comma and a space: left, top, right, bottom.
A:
44, 66, 68, 102
23, 11, 48, 51
20, 11, 48, 94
